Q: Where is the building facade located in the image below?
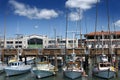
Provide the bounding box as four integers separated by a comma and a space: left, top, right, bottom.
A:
0, 34, 79, 49
2, 30, 119, 49
0, 34, 48, 49
85, 31, 120, 48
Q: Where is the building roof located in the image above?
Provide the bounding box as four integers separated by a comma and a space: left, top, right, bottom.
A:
85, 31, 120, 36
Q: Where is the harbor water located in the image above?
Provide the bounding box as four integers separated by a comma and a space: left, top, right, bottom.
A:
0, 58, 120, 80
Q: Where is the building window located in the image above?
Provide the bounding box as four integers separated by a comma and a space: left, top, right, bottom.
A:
68, 40, 76, 43
28, 38, 43, 45
7, 41, 13, 44
15, 41, 22, 44
15, 45, 22, 48
59, 40, 66, 43
49, 40, 55, 43
7, 45, 14, 49
28, 38, 43, 48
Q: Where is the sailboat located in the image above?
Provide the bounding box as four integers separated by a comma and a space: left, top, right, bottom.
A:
62, 32, 84, 79
92, 0, 116, 79
92, 54, 116, 79
4, 49, 32, 76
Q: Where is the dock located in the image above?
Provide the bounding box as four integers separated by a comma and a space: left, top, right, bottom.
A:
1, 48, 120, 57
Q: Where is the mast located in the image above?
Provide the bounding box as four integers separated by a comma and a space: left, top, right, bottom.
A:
2, 12, 7, 61
64, 7, 68, 64
94, 0, 98, 46
94, 0, 98, 64
79, 10, 82, 48
72, 32, 75, 54
4, 14, 6, 49
106, 0, 111, 62
101, 26, 104, 54
54, 28, 57, 47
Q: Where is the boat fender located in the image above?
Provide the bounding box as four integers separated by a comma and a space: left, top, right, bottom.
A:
110, 66, 115, 71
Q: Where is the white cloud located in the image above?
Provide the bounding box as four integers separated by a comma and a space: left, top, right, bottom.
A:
66, 0, 99, 10
69, 10, 83, 21
66, 0, 100, 21
9, 0, 59, 20
34, 25, 39, 29
114, 20, 120, 27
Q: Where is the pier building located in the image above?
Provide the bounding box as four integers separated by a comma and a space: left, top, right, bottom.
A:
85, 31, 120, 49
1, 31, 120, 56
0, 34, 48, 49
0, 34, 79, 49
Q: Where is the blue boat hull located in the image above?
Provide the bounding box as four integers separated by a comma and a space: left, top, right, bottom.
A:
93, 70, 115, 79
5, 68, 31, 76
32, 70, 55, 78
63, 71, 82, 79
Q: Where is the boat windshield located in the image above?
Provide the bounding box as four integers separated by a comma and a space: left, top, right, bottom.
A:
8, 62, 23, 66
100, 63, 111, 67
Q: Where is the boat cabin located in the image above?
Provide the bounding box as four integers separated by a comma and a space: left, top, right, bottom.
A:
8, 61, 23, 67
98, 62, 111, 70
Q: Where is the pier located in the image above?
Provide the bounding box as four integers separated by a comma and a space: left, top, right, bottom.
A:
1, 48, 120, 57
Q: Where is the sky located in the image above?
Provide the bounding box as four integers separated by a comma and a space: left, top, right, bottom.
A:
0, 0, 120, 39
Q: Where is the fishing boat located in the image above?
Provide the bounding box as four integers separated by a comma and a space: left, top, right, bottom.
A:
92, 61, 115, 79
4, 60, 32, 76
32, 61, 56, 78
0, 61, 5, 73
4, 48, 32, 76
92, 54, 116, 79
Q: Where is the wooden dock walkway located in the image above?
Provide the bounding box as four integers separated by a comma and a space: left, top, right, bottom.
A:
1, 48, 120, 57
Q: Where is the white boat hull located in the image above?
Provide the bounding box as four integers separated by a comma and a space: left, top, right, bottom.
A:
0, 70, 4, 74
93, 70, 115, 79
0, 61, 6, 73
0, 67, 4, 74
4, 65, 31, 76
32, 70, 55, 78
63, 70, 82, 79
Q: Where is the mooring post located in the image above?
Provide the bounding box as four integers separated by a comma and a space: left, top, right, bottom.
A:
115, 49, 118, 78
25, 56, 27, 65
54, 51, 58, 72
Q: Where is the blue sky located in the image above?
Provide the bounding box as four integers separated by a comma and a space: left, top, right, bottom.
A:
0, 0, 120, 39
